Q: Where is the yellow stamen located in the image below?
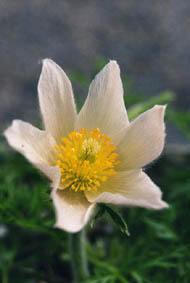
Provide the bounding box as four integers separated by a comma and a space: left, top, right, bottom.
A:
54, 128, 120, 192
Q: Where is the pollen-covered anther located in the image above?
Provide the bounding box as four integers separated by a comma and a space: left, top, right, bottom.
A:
54, 128, 120, 192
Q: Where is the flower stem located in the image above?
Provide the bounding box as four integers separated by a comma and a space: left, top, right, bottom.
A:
2, 270, 8, 283
69, 229, 89, 282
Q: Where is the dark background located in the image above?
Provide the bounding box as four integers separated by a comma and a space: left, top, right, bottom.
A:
0, 0, 190, 142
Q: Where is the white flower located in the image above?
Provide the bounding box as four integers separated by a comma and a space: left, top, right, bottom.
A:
4, 59, 168, 233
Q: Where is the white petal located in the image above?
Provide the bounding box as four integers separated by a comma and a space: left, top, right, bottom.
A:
117, 105, 166, 170
38, 59, 77, 142
4, 120, 56, 165
51, 189, 95, 233
75, 60, 129, 142
36, 164, 60, 188
85, 170, 168, 209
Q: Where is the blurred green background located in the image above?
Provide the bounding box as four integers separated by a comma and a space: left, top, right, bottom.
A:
1, 1, 190, 282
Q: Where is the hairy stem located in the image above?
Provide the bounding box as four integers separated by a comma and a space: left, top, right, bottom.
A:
69, 229, 89, 282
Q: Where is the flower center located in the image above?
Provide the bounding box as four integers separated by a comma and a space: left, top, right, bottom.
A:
54, 128, 120, 192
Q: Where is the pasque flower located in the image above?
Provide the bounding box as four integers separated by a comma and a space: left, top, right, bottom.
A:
4, 59, 168, 233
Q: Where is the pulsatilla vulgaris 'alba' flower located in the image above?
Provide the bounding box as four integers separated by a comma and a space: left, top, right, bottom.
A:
4, 59, 168, 233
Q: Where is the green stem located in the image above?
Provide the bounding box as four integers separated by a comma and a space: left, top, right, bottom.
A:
2, 269, 8, 283
69, 229, 89, 282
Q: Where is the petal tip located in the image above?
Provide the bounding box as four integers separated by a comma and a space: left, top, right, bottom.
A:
3, 119, 18, 139
42, 58, 54, 65
109, 59, 118, 65
40, 58, 56, 71
161, 200, 169, 209
108, 60, 120, 72
154, 200, 169, 210
153, 104, 167, 112
3, 127, 8, 138
152, 104, 167, 121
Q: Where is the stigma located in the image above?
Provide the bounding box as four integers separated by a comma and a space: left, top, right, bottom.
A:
54, 128, 120, 192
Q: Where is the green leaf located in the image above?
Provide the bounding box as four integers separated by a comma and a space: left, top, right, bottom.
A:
128, 90, 175, 120
167, 109, 190, 139
90, 205, 106, 228
101, 204, 130, 236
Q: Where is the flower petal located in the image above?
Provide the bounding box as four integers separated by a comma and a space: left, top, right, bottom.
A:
38, 59, 77, 142
75, 61, 129, 142
4, 120, 56, 165
51, 189, 95, 233
117, 105, 166, 170
36, 163, 60, 188
85, 170, 168, 209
